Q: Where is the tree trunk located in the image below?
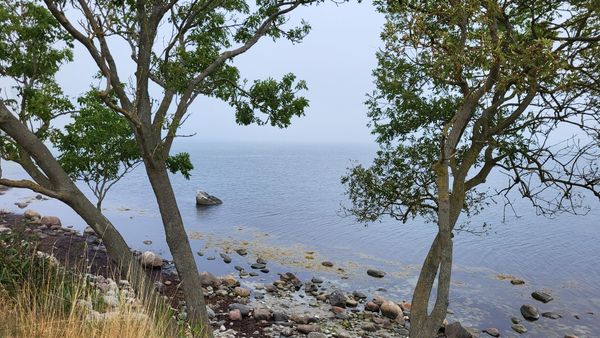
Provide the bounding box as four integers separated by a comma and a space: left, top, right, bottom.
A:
144, 161, 212, 337
0, 104, 163, 321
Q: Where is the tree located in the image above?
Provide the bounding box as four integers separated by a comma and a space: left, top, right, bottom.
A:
343, 1, 599, 337
42, 0, 320, 332
0, 0, 162, 328
52, 90, 142, 210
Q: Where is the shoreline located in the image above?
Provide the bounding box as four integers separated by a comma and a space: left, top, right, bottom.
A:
0, 196, 593, 337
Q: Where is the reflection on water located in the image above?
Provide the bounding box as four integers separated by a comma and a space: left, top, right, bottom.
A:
1, 141, 599, 336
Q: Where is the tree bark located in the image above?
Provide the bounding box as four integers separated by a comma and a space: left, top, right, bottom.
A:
144, 161, 212, 337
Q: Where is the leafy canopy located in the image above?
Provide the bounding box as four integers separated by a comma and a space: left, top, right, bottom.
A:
344, 0, 600, 226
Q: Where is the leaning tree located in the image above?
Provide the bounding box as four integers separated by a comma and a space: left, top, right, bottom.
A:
41, 0, 323, 332
343, 1, 599, 337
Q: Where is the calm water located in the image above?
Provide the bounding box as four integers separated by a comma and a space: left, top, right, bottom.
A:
1, 141, 599, 336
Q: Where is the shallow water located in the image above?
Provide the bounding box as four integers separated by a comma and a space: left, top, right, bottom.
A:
1, 141, 599, 336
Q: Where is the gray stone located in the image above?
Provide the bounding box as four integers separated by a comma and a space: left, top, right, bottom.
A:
220, 253, 232, 263
307, 333, 327, 338
296, 324, 320, 334
140, 251, 163, 268
367, 269, 386, 278
321, 261, 334, 267
195, 191, 222, 206
251, 263, 267, 270
445, 322, 474, 338
512, 323, 527, 334
483, 327, 500, 337
531, 291, 553, 303
229, 303, 252, 317
520, 304, 540, 321
542, 312, 562, 319
329, 290, 347, 308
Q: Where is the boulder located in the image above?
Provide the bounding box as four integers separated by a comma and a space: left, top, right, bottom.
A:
24, 209, 41, 220
367, 269, 386, 278
229, 309, 242, 321
380, 300, 402, 319
234, 286, 251, 297
296, 324, 320, 334
520, 304, 540, 321
512, 323, 527, 334
228, 303, 252, 317
445, 322, 474, 338
40, 216, 61, 226
364, 301, 380, 312
542, 312, 562, 319
253, 308, 271, 321
328, 290, 347, 308
307, 333, 327, 338
531, 290, 553, 303
140, 251, 163, 268
483, 327, 500, 337
199, 271, 220, 287
195, 191, 222, 206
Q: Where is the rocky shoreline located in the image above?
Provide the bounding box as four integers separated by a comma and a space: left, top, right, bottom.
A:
0, 206, 588, 338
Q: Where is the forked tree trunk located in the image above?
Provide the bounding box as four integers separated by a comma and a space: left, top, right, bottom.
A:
144, 161, 212, 336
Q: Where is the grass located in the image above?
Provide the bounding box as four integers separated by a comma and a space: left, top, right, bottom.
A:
0, 229, 189, 338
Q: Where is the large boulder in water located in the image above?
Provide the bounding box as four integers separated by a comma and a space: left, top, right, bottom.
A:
195, 191, 222, 206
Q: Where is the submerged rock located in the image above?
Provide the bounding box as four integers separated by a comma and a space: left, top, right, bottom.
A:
520, 304, 540, 321
512, 323, 527, 334
483, 327, 500, 337
531, 290, 554, 303
195, 191, 222, 206
367, 269, 386, 278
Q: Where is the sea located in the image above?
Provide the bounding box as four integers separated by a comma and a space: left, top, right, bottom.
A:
1, 141, 598, 336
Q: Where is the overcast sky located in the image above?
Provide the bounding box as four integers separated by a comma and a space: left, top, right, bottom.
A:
51, 2, 385, 145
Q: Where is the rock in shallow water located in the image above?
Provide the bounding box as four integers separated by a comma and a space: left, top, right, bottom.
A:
367, 269, 386, 278
520, 304, 540, 321
542, 312, 562, 319
531, 290, 553, 303
195, 191, 222, 206
483, 327, 500, 337
512, 323, 527, 333
445, 321, 474, 338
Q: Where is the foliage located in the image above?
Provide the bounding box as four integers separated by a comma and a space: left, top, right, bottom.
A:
344, 0, 600, 226
0, 0, 72, 144
166, 152, 194, 180
52, 90, 141, 206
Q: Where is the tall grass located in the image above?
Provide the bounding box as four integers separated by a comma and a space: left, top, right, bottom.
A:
0, 230, 185, 338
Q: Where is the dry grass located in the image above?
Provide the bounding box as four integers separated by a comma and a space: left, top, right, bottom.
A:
0, 273, 176, 338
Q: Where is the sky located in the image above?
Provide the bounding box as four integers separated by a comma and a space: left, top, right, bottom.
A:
48, 1, 386, 145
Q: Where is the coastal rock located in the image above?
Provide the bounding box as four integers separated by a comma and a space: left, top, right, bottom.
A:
307, 333, 326, 338
140, 251, 163, 268
367, 269, 386, 278
220, 275, 238, 287
352, 291, 367, 300
234, 287, 251, 297
531, 290, 553, 303
251, 263, 266, 270
296, 324, 320, 334
321, 261, 334, 267
252, 308, 271, 321
542, 312, 562, 319
380, 300, 402, 319
84, 226, 95, 235
24, 209, 41, 220
520, 304, 540, 321
311, 277, 324, 284
229, 303, 251, 317
15, 202, 28, 209
511, 323, 527, 334
220, 253, 232, 263
290, 314, 312, 324
510, 278, 525, 285
199, 271, 220, 287
229, 309, 242, 321
445, 322, 474, 338
483, 327, 500, 337
235, 248, 247, 256
364, 301, 380, 312
329, 290, 347, 308
196, 191, 222, 206
41, 216, 61, 226
273, 312, 289, 322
